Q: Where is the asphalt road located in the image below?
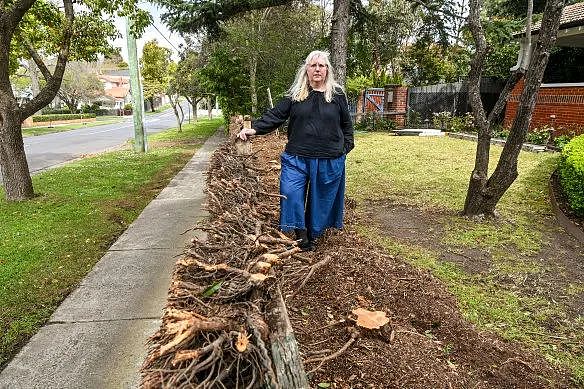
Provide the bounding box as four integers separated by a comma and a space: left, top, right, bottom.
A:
23, 107, 185, 174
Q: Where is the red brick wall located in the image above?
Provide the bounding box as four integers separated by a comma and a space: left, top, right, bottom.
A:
504, 79, 584, 134
357, 86, 408, 128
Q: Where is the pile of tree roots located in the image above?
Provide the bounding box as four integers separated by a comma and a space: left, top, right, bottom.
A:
142, 128, 318, 388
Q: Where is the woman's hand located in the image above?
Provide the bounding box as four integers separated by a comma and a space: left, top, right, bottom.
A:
237, 127, 256, 141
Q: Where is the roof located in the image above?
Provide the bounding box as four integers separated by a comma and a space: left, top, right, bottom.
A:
515, 2, 584, 36
105, 86, 130, 99
98, 74, 130, 85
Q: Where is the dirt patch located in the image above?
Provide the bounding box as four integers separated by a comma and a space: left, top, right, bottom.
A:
285, 228, 574, 388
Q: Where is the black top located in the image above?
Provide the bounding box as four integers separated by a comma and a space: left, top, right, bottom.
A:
252, 89, 354, 158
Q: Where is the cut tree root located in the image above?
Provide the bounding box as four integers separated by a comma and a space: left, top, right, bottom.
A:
290, 255, 332, 298
142, 130, 313, 388
304, 327, 360, 374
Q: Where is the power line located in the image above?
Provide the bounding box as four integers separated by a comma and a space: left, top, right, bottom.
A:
151, 23, 180, 53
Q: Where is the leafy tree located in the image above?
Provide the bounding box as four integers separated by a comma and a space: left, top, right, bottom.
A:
199, 44, 252, 119
58, 62, 105, 113
172, 47, 208, 122
348, 0, 420, 79
140, 40, 172, 112
220, 3, 320, 113
0, 0, 149, 200
153, 0, 367, 86
463, 0, 565, 216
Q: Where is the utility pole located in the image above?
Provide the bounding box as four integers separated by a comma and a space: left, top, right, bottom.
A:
126, 17, 146, 152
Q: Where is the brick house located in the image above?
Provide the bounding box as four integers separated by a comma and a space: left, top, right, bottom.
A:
503, 2, 584, 134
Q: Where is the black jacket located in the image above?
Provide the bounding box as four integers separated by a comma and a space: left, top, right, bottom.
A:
252, 89, 354, 158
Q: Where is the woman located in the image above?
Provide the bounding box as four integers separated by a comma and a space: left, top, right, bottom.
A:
237, 50, 354, 250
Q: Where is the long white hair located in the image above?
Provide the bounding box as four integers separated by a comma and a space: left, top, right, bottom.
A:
287, 50, 343, 103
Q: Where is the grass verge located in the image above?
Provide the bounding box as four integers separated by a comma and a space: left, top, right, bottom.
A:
0, 118, 222, 368
347, 133, 583, 384
22, 116, 126, 137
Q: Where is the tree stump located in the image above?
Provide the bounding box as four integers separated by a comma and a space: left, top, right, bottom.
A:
235, 115, 252, 155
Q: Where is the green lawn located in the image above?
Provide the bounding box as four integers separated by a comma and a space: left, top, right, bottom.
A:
0, 118, 222, 368
347, 133, 583, 384
22, 116, 126, 137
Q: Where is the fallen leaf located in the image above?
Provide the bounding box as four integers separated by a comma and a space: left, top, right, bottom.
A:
317, 383, 331, 388
236, 330, 249, 352
202, 281, 223, 297
351, 308, 390, 329
447, 359, 457, 370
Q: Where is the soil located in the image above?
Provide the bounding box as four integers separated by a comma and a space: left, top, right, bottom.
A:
251, 134, 582, 388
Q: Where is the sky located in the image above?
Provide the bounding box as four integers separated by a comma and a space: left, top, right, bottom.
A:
113, 3, 185, 62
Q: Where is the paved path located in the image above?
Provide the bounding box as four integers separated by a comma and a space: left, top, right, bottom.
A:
0, 131, 225, 389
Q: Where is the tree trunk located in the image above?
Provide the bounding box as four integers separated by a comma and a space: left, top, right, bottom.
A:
462, 0, 565, 216
330, 0, 350, 86
168, 94, 182, 132
250, 57, 258, 114
0, 97, 34, 200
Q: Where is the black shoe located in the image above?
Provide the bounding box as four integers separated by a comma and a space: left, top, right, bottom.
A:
294, 229, 313, 251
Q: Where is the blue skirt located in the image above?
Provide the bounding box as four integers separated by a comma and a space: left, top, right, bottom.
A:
279, 152, 346, 239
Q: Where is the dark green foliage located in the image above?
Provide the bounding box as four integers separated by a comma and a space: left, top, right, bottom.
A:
554, 135, 573, 150
156, 0, 293, 35
559, 135, 584, 217
354, 113, 397, 132
199, 45, 252, 120
32, 113, 96, 122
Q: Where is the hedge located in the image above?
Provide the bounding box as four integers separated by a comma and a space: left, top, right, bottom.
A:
559, 134, 584, 217
32, 113, 96, 122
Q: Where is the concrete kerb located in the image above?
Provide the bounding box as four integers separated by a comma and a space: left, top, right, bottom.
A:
0, 129, 226, 389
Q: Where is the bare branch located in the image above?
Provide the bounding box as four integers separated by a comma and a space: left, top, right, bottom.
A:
20, 36, 52, 82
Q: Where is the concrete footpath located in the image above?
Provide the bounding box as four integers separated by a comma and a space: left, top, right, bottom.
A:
0, 131, 225, 389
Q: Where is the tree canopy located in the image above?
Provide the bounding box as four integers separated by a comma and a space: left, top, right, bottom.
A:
141, 39, 172, 111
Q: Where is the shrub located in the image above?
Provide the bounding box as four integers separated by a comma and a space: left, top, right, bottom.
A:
355, 112, 397, 132
407, 110, 422, 127
492, 125, 509, 139
526, 125, 552, 145
32, 113, 96, 122
449, 113, 475, 133
554, 135, 573, 150
433, 111, 452, 130
559, 134, 584, 217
